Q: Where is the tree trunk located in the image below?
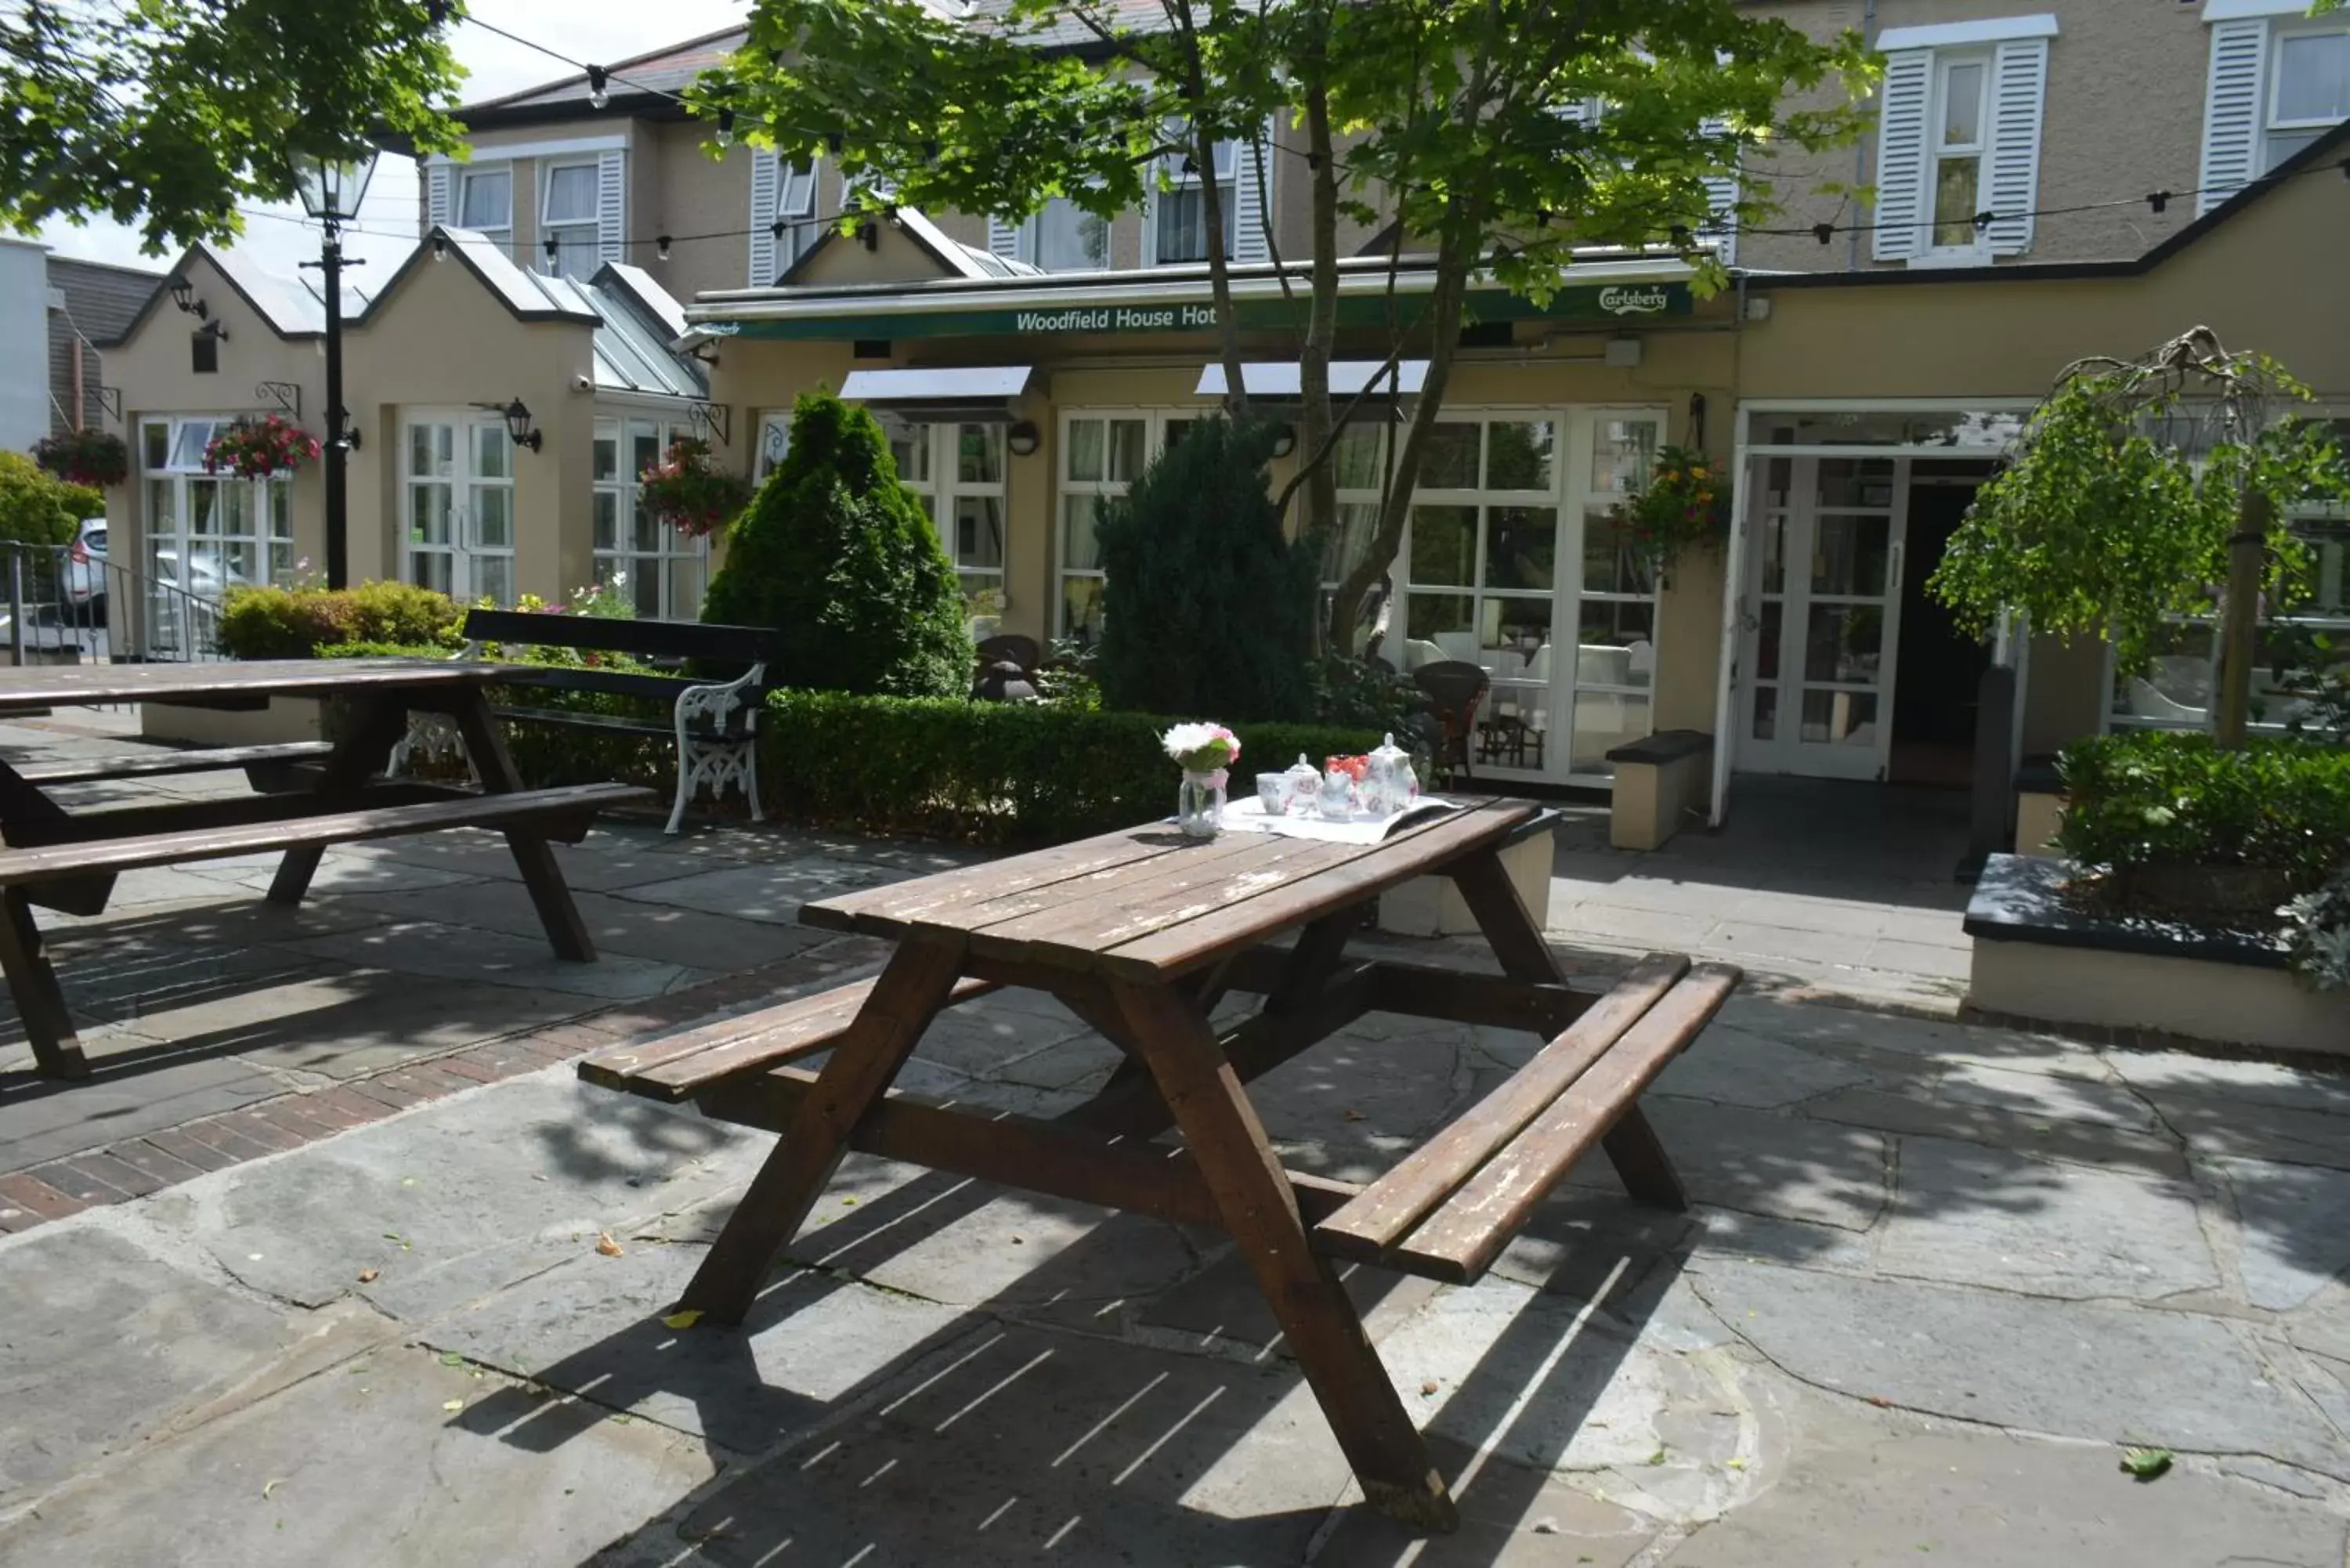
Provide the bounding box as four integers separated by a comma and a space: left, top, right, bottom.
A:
2212, 483, 2272, 750
1296, 76, 1341, 652
1323, 232, 1471, 649
1194, 115, 1249, 420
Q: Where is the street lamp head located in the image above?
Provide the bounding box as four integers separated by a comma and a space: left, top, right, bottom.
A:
165, 273, 205, 319
291, 149, 381, 224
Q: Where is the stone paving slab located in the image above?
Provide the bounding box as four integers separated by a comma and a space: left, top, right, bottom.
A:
605, 858, 911, 926
338, 883, 838, 972
1687, 1259, 2350, 1481
266, 920, 707, 1002
0, 1339, 718, 1568
1658, 1382, 2350, 1568
0, 1052, 294, 1173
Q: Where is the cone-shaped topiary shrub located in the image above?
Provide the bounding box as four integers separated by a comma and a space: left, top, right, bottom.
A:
703, 389, 971, 697
1094, 416, 1317, 721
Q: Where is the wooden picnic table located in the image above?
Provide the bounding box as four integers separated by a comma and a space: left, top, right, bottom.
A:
0, 658, 649, 1081
580, 798, 1739, 1531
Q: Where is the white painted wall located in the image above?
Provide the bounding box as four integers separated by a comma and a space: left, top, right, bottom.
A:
0, 239, 51, 453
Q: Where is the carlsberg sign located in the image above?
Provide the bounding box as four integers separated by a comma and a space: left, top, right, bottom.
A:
1598, 285, 1672, 316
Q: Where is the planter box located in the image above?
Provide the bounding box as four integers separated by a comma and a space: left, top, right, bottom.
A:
1963, 854, 2348, 1057
142, 695, 324, 747
1377, 815, 1556, 938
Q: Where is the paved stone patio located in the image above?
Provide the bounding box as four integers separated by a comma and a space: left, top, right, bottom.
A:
2, 712, 2345, 1566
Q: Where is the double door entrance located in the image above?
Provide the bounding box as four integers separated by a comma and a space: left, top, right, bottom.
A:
1731, 448, 1996, 785
403, 415, 516, 605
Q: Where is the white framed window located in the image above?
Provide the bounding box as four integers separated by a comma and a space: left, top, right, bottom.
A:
2107, 415, 2350, 734
1927, 53, 1993, 256
749, 154, 823, 285
2269, 21, 2350, 168
593, 415, 712, 620
540, 161, 601, 278
882, 418, 1007, 615
1872, 20, 2053, 263
2200, 12, 2350, 211
1154, 139, 1238, 266
1057, 411, 1195, 641
754, 410, 792, 480
457, 165, 513, 256
138, 415, 295, 653
1025, 197, 1110, 272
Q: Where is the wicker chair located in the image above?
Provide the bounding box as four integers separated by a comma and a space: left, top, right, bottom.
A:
1412, 659, 1490, 780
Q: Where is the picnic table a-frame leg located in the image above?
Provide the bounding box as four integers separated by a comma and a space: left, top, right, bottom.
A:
266, 692, 412, 909
0, 885, 88, 1079
1449, 847, 1689, 1212
442, 692, 598, 963
678, 935, 969, 1324
1104, 974, 1459, 1533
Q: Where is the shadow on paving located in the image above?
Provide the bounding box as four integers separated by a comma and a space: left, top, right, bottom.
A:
448, 1127, 1683, 1566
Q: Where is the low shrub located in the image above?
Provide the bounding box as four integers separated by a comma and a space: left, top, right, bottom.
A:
756, 692, 1380, 843
2055, 730, 2350, 891
219, 580, 465, 659
0, 450, 99, 548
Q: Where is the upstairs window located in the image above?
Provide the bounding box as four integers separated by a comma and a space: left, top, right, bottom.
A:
1871, 17, 2054, 265
749, 154, 822, 284
2200, 9, 2350, 213
1154, 139, 1238, 265
540, 162, 602, 278
458, 166, 512, 256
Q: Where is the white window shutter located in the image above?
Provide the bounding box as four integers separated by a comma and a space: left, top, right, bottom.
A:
747, 149, 781, 287
2198, 19, 2269, 215
1982, 38, 2048, 255
987, 215, 1021, 259
1231, 121, 1273, 264
425, 164, 454, 229
1871, 49, 1932, 262
596, 149, 626, 266
1697, 116, 1738, 267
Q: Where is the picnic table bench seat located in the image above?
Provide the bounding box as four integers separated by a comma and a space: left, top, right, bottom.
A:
12, 740, 334, 789
403, 609, 780, 835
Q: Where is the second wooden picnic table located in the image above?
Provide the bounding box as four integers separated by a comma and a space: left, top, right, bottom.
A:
0, 658, 650, 1080
582, 798, 1739, 1530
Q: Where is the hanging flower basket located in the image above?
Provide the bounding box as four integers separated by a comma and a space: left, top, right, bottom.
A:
203, 415, 321, 480
639, 438, 753, 538
31, 427, 129, 488
1607, 443, 1726, 581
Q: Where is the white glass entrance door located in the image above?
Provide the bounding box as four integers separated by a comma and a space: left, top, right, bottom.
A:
404, 417, 516, 605
1740, 455, 1909, 780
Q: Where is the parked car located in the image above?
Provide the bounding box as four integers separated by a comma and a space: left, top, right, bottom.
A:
62, 518, 106, 624
155, 547, 251, 598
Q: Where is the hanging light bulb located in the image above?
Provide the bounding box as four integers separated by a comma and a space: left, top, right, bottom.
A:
715, 107, 736, 148
430, 233, 448, 262
656, 234, 673, 262
586, 65, 609, 111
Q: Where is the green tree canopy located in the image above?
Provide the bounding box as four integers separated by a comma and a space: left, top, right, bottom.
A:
703, 389, 973, 699
698, 0, 1875, 646
1, 1, 466, 253
1927, 328, 2349, 746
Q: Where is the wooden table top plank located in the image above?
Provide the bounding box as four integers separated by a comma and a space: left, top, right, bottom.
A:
924, 829, 1277, 936
963, 832, 1370, 962
799, 826, 1191, 938
1095, 801, 1540, 980
0, 659, 527, 717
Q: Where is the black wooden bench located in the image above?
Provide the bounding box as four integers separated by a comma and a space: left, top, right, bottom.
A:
409, 610, 779, 834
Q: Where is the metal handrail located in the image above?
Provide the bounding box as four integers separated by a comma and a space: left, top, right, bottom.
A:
0, 539, 233, 667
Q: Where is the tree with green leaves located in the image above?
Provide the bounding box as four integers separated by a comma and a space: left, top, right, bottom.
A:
1927, 327, 2349, 748
0, 1, 465, 254
697, 0, 1874, 649
704, 389, 974, 699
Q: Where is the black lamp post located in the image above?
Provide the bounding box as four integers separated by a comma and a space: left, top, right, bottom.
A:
291, 149, 378, 590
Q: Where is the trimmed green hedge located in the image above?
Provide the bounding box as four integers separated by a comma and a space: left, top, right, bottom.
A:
2057, 730, 2350, 889
220, 582, 465, 659
325, 656, 1379, 844
757, 691, 1378, 842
